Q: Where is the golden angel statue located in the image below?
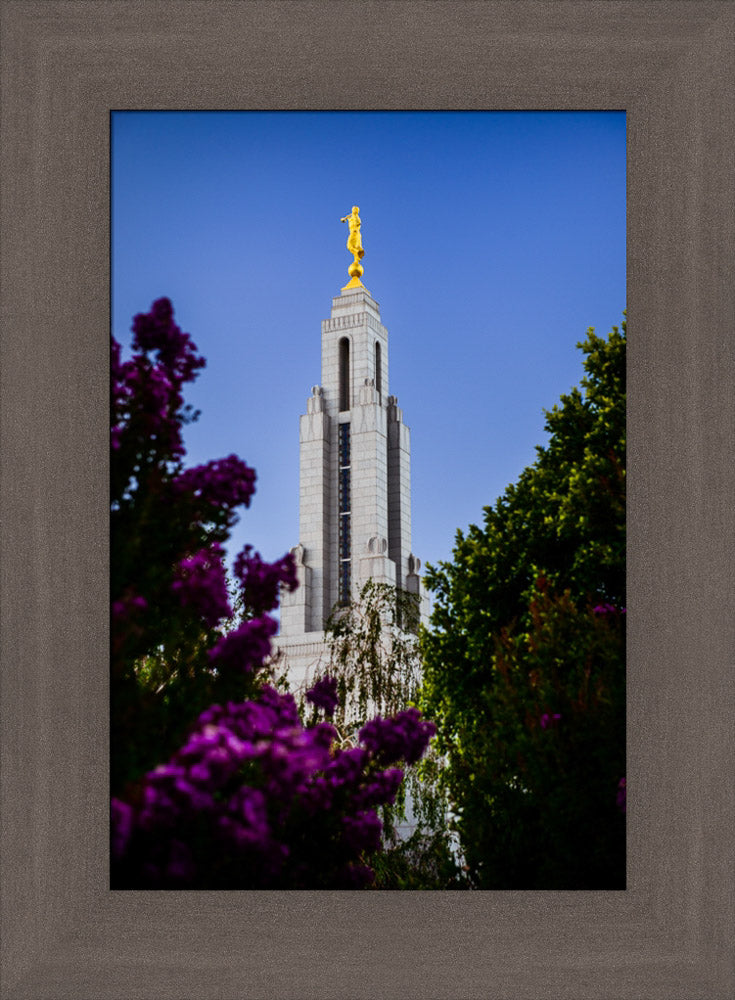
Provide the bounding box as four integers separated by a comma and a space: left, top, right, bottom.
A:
340, 205, 365, 288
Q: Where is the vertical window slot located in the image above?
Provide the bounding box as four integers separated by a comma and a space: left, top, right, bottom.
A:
338, 421, 351, 605
339, 337, 350, 412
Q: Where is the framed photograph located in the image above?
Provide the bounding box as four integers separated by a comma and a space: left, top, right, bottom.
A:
109, 107, 627, 895
2, 2, 733, 997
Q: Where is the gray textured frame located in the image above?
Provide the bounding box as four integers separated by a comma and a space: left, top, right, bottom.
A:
1, 1, 733, 997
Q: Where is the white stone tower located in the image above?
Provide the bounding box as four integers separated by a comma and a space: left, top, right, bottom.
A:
277, 211, 426, 690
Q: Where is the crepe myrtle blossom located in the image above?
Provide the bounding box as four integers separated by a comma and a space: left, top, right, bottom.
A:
359, 707, 436, 766
233, 545, 298, 616
131, 296, 206, 385
202, 543, 298, 673
112, 351, 186, 460
305, 675, 340, 717
171, 543, 233, 628
113, 301, 257, 529
111, 592, 147, 622
111, 687, 436, 889
208, 615, 279, 674
112, 298, 206, 462
173, 455, 257, 513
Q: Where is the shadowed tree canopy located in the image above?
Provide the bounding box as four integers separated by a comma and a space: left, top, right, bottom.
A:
420, 319, 626, 889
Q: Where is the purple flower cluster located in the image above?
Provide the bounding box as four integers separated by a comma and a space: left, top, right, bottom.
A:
112, 347, 184, 459
171, 544, 232, 628
111, 687, 321, 886
359, 707, 436, 766
342, 810, 383, 853
111, 592, 147, 623
174, 455, 257, 513
208, 615, 278, 673
305, 675, 339, 717
131, 296, 206, 385
233, 545, 298, 616
593, 603, 626, 615
112, 299, 205, 462
111, 687, 435, 889
352, 766, 404, 810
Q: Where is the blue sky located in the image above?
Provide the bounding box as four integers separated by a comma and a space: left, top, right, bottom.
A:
112, 110, 625, 583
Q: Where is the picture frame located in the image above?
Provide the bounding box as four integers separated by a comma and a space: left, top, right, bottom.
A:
1, 2, 733, 996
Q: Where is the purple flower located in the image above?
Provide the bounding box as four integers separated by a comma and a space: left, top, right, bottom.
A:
263, 728, 333, 800
171, 543, 232, 627
326, 747, 369, 788
197, 688, 300, 741
305, 675, 339, 716
174, 455, 256, 513
112, 356, 184, 458
111, 682, 425, 888
299, 775, 333, 815
311, 721, 338, 750
208, 614, 278, 673
111, 300, 206, 464
341, 810, 383, 853
255, 684, 302, 729
356, 767, 404, 809
165, 839, 196, 883
233, 545, 298, 615
223, 786, 270, 845
131, 297, 205, 384
359, 708, 436, 766
111, 798, 134, 861
341, 863, 376, 888
145, 763, 216, 817
112, 593, 147, 622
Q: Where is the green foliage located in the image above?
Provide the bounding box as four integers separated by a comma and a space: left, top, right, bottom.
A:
317, 580, 467, 887
421, 320, 626, 888
369, 829, 470, 890
319, 580, 421, 832
322, 580, 422, 733
114, 573, 275, 795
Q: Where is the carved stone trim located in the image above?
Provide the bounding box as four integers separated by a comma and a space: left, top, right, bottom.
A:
322, 313, 386, 336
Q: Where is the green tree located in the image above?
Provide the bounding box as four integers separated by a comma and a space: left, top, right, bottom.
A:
421, 320, 626, 889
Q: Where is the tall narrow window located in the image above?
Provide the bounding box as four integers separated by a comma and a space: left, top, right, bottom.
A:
338, 421, 351, 605
339, 337, 350, 411
375, 341, 382, 397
